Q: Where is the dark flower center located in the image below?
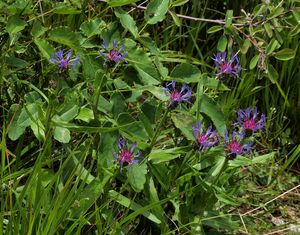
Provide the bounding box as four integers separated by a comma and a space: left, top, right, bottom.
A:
220, 62, 232, 74
243, 119, 256, 130
197, 134, 208, 145
119, 149, 133, 163
109, 50, 120, 61
170, 90, 182, 102
227, 140, 242, 154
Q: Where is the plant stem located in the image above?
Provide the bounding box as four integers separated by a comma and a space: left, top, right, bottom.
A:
149, 109, 169, 150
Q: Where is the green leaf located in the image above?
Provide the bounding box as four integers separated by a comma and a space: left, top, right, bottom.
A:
241, 39, 251, 54
267, 63, 278, 83
197, 93, 226, 135
59, 105, 79, 122
217, 35, 227, 52
53, 6, 81, 14
31, 120, 45, 141
207, 25, 223, 34
266, 39, 279, 55
109, 190, 161, 224
6, 15, 27, 35
48, 26, 80, 50
274, 48, 296, 61
249, 54, 259, 70
6, 56, 29, 68
127, 163, 147, 192
80, 19, 105, 38
148, 147, 189, 163
145, 0, 170, 25
8, 104, 26, 141
115, 8, 139, 38
169, 10, 181, 27
31, 21, 47, 38
53, 127, 71, 143
229, 152, 275, 167
170, 63, 201, 83
34, 39, 55, 60
107, 0, 138, 7
75, 108, 94, 122
17, 103, 40, 127
171, 0, 189, 7
264, 23, 273, 38
225, 10, 233, 26
171, 112, 195, 140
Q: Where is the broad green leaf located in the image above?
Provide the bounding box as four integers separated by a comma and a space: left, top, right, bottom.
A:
107, 0, 138, 7
171, 112, 195, 140
6, 56, 29, 68
17, 103, 40, 127
60, 105, 79, 122
266, 39, 279, 55
34, 39, 55, 60
207, 25, 223, 34
249, 54, 259, 70
228, 152, 275, 167
6, 15, 27, 35
267, 63, 278, 83
264, 23, 273, 38
148, 147, 189, 163
48, 26, 80, 50
53, 127, 71, 143
80, 18, 105, 38
274, 48, 296, 61
8, 104, 26, 141
31, 120, 45, 141
109, 190, 161, 224
115, 8, 139, 38
171, 0, 189, 7
170, 63, 201, 83
145, 0, 170, 25
31, 21, 47, 38
202, 75, 230, 91
217, 35, 227, 52
75, 108, 94, 122
127, 163, 147, 192
197, 93, 226, 135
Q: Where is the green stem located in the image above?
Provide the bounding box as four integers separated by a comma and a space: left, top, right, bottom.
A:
149, 109, 169, 150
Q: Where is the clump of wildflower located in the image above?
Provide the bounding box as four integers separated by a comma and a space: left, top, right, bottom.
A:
50, 49, 80, 72
164, 80, 192, 109
236, 107, 265, 136
224, 130, 251, 159
212, 52, 242, 78
114, 137, 141, 168
98, 40, 127, 66
192, 122, 218, 151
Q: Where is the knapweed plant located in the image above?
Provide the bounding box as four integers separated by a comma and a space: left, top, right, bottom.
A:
1, 0, 299, 234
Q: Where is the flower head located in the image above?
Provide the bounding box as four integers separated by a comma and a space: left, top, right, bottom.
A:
114, 137, 141, 168
164, 81, 192, 109
98, 40, 127, 66
236, 107, 265, 136
224, 130, 251, 159
212, 52, 242, 78
50, 49, 80, 72
193, 122, 218, 151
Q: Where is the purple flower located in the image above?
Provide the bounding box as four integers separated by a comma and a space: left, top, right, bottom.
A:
114, 137, 141, 168
98, 40, 127, 66
224, 130, 251, 158
237, 107, 265, 134
192, 122, 218, 151
212, 52, 242, 77
50, 49, 80, 72
164, 81, 192, 108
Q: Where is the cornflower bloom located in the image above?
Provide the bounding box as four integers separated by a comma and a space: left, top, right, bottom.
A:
224, 130, 251, 159
114, 137, 141, 168
192, 122, 218, 151
164, 80, 192, 109
236, 107, 265, 136
50, 49, 80, 72
98, 40, 127, 66
212, 52, 242, 78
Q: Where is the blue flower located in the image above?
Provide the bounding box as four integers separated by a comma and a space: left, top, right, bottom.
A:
114, 137, 141, 168
192, 122, 218, 151
237, 107, 265, 134
98, 40, 127, 66
50, 49, 80, 72
212, 52, 242, 78
224, 130, 251, 158
164, 81, 192, 108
